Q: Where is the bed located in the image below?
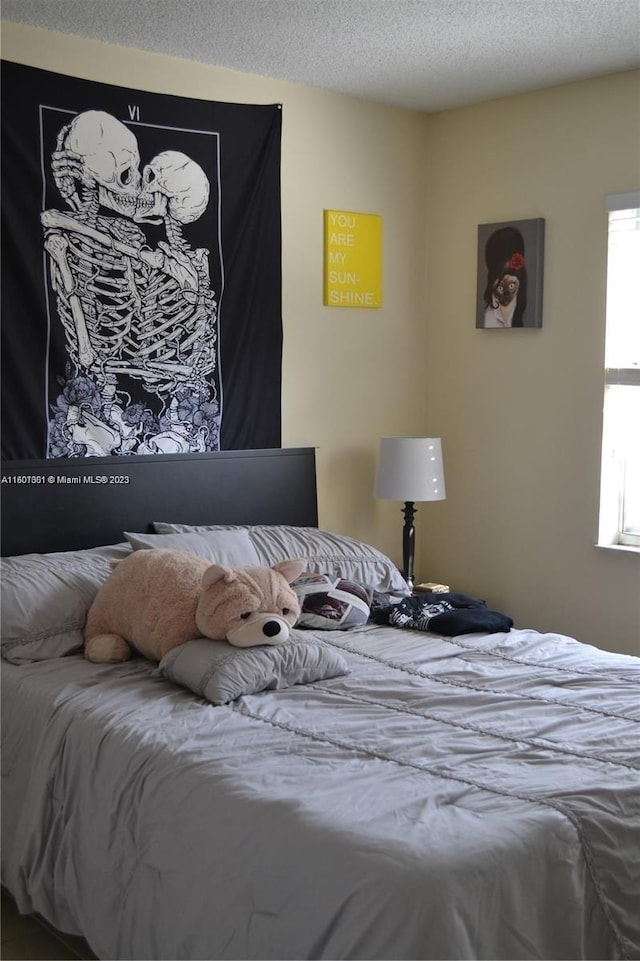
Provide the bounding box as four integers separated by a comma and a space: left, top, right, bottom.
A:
1, 448, 639, 961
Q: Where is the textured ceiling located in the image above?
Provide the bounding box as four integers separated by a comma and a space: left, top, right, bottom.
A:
3, 0, 640, 112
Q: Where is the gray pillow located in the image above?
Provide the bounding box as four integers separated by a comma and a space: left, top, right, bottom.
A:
124, 529, 260, 566
151, 523, 410, 596
155, 632, 349, 705
1, 543, 132, 663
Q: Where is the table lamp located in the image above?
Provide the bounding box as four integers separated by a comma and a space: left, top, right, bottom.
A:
374, 437, 446, 592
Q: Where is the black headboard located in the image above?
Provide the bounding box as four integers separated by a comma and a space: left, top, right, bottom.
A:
1, 448, 318, 556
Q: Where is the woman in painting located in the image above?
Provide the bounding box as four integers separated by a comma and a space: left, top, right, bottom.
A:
482, 225, 527, 328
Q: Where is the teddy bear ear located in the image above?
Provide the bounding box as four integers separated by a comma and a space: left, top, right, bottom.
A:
201, 563, 237, 591
272, 558, 306, 584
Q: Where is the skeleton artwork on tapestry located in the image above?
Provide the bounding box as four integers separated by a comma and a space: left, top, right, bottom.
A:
41, 110, 220, 456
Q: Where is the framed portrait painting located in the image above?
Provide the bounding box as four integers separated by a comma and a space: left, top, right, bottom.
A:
476, 218, 545, 329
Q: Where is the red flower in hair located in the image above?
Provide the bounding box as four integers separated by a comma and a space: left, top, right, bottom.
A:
508, 253, 525, 270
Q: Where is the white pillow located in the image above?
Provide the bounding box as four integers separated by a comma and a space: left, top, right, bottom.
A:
124, 529, 260, 566
1, 543, 132, 663
151, 523, 410, 595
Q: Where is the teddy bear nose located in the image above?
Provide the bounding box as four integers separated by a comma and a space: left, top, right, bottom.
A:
263, 620, 283, 638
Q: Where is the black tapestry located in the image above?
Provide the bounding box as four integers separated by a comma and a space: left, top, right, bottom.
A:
1, 61, 282, 458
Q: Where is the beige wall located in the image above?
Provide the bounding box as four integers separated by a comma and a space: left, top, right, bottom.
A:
1, 20, 432, 552
425, 72, 640, 654
2, 22, 639, 654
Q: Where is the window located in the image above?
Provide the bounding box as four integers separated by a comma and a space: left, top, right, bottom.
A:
598, 192, 640, 550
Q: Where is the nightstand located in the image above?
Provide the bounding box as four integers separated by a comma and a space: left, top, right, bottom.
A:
414, 581, 450, 594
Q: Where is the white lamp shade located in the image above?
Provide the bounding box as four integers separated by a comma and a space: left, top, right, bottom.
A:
375, 437, 446, 502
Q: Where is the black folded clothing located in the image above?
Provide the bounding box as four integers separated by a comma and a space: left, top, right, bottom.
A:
372, 591, 513, 636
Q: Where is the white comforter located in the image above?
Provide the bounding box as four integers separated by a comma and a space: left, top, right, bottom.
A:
2, 625, 639, 960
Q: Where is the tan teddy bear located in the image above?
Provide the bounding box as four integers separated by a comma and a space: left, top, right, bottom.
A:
84, 549, 305, 664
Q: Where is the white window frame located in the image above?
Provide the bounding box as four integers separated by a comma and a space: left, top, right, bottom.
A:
598, 191, 640, 552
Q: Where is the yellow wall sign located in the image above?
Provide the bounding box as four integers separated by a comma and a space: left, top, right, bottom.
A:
323, 210, 382, 308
